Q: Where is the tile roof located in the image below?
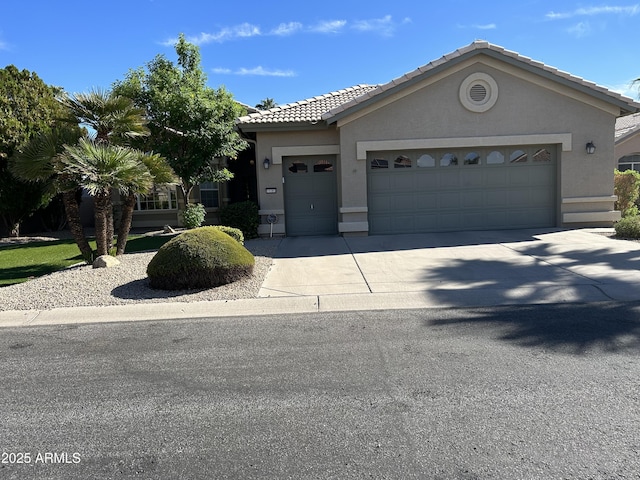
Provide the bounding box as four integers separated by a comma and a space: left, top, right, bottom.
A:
237, 41, 640, 128
236, 84, 380, 126
616, 112, 640, 141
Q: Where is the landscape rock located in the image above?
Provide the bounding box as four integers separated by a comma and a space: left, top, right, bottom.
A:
93, 255, 121, 269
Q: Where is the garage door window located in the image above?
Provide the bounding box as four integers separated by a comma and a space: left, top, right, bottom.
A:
371, 158, 389, 169
314, 160, 334, 172
440, 153, 458, 167
394, 155, 412, 168
533, 148, 552, 163
464, 152, 480, 165
510, 150, 528, 163
417, 154, 435, 168
487, 151, 504, 164
289, 161, 308, 173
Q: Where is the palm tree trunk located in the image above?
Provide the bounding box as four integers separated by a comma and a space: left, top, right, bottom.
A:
105, 191, 114, 255
116, 193, 136, 255
61, 190, 94, 263
94, 191, 110, 256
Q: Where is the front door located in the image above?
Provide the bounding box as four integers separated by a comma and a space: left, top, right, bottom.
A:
283, 155, 338, 236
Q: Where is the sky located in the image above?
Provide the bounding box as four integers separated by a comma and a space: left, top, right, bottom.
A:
1, 1, 639, 109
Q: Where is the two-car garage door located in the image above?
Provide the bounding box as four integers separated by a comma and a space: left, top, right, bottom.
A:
367, 145, 557, 234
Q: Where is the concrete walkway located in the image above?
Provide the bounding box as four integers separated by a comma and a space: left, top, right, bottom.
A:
3, 228, 640, 327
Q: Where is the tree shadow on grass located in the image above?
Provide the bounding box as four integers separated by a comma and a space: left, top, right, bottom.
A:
425, 302, 640, 355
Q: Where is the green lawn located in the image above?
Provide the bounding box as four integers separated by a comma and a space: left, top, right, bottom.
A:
0, 234, 175, 287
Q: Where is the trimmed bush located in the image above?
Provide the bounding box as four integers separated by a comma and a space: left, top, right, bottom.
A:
181, 203, 207, 229
146, 226, 255, 290
614, 215, 640, 239
212, 225, 244, 244
219, 201, 259, 239
614, 169, 640, 218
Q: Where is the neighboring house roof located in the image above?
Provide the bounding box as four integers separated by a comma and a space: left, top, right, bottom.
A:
616, 112, 640, 143
236, 84, 379, 127
237, 40, 640, 130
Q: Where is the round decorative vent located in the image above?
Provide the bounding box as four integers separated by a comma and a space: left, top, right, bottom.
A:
459, 73, 498, 113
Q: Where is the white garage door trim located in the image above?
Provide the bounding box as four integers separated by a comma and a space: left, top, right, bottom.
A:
356, 133, 571, 160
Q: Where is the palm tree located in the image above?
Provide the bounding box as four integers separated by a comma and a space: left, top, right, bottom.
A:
61, 138, 154, 256
59, 88, 149, 144
59, 89, 150, 250
115, 151, 178, 255
9, 128, 94, 262
255, 98, 277, 110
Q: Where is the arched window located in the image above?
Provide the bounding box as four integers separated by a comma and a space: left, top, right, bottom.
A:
618, 154, 640, 172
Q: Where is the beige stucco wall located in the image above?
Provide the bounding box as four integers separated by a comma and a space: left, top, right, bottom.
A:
616, 132, 640, 160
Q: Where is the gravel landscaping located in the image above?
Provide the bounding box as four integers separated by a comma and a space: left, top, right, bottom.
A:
0, 237, 279, 312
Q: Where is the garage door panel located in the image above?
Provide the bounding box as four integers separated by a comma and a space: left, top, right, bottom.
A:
485, 190, 507, 206
460, 170, 484, 187
461, 191, 484, 207
485, 170, 508, 187
368, 145, 556, 234
437, 171, 460, 188
438, 192, 461, 209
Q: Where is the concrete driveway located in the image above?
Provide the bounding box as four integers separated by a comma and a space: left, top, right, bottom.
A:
259, 228, 640, 309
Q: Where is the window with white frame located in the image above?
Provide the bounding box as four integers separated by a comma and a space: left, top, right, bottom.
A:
135, 185, 178, 211
618, 154, 640, 173
199, 181, 219, 208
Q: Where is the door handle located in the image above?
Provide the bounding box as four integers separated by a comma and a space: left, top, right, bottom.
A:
310, 203, 314, 210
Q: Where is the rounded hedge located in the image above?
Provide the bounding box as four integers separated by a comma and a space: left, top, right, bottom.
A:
146, 226, 255, 290
615, 215, 640, 239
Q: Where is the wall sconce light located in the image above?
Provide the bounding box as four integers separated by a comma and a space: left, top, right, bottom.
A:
586, 141, 596, 154
263, 157, 270, 169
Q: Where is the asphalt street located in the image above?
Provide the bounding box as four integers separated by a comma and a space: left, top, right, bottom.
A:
1, 303, 640, 479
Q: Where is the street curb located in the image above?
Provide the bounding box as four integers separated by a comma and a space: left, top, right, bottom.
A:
1, 282, 633, 328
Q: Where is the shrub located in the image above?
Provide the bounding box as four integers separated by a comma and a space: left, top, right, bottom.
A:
146, 226, 255, 290
614, 169, 640, 217
614, 216, 640, 239
181, 203, 206, 229
219, 201, 259, 239
212, 225, 244, 244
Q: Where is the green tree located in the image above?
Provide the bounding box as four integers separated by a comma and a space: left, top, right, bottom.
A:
112, 33, 247, 205
255, 98, 277, 110
0, 65, 68, 236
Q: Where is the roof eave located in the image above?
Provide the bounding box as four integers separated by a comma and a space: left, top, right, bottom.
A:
235, 120, 330, 133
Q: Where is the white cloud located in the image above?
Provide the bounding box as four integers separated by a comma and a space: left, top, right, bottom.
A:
164, 15, 404, 46
473, 23, 497, 30
352, 15, 396, 36
0, 41, 7, 50
309, 20, 347, 34
162, 23, 261, 46
568, 21, 592, 37
547, 4, 640, 19
213, 66, 296, 77
270, 22, 303, 36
